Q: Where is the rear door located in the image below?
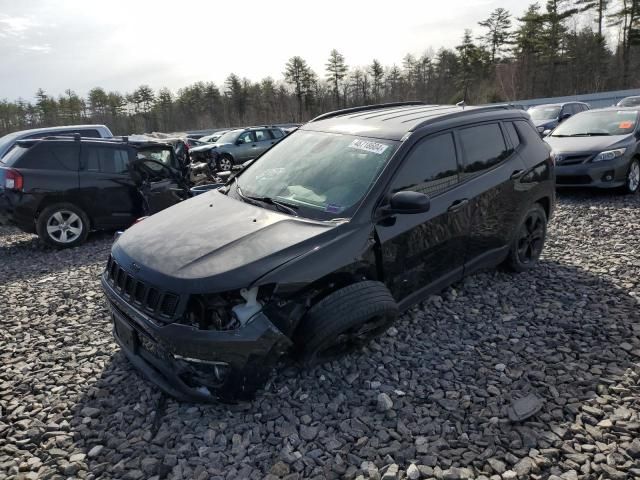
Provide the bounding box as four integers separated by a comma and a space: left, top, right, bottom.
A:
253, 129, 275, 156
134, 146, 184, 214
375, 131, 472, 304
456, 122, 527, 272
79, 143, 141, 228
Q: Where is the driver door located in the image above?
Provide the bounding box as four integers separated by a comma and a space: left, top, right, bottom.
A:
235, 131, 258, 161
134, 146, 184, 214
375, 131, 472, 304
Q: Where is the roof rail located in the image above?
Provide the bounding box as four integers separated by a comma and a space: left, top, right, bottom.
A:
309, 101, 425, 122
411, 104, 513, 131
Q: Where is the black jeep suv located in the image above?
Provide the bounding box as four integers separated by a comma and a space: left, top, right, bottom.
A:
0, 135, 189, 247
101, 102, 555, 402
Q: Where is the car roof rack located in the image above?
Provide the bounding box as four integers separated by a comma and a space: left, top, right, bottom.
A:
309, 101, 426, 122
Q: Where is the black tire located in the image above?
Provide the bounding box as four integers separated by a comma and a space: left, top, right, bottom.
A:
216, 154, 234, 172
294, 281, 399, 366
506, 203, 547, 272
36, 203, 90, 248
623, 158, 640, 194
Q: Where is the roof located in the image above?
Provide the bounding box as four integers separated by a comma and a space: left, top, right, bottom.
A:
5, 124, 110, 137
529, 101, 589, 108
300, 102, 522, 141
17, 135, 173, 150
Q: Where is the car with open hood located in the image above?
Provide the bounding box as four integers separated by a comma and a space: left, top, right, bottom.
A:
544, 107, 640, 193
188, 126, 286, 170
528, 102, 590, 136
101, 102, 555, 402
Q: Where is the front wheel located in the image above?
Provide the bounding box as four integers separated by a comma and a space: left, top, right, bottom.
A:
294, 281, 399, 366
623, 159, 640, 194
217, 154, 234, 172
36, 203, 90, 248
506, 204, 547, 272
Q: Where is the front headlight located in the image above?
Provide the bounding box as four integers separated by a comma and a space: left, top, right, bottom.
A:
593, 148, 627, 162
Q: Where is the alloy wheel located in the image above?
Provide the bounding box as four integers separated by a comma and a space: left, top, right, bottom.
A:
516, 211, 545, 265
46, 210, 83, 244
219, 157, 233, 171
628, 161, 640, 193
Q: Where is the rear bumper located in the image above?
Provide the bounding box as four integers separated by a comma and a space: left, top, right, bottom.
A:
101, 274, 291, 402
555, 157, 630, 188
0, 190, 35, 232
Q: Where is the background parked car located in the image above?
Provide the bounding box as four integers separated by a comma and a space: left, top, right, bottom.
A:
544, 107, 640, 193
617, 96, 640, 107
198, 130, 229, 143
528, 102, 590, 135
0, 136, 189, 247
189, 126, 286, 170
0, 124, 113, 159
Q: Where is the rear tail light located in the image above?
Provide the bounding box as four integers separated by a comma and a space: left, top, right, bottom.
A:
2, 168, 23, 191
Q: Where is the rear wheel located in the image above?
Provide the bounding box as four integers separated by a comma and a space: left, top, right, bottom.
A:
506, 204, 547, 272
36, 203, 89, 248
623, 159, 640, 194
294, 281, 399, 366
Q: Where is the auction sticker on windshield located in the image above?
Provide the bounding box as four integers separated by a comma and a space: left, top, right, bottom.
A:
349, 139, 389, 155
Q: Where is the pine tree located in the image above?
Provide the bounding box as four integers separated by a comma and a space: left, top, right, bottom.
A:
285, 56, 312, 121
325, 49, 348, 108
478, 8, 513, 62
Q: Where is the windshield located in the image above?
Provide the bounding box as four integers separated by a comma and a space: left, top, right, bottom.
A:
216, 130, 241, 144
235, 130, 398, 220
618, 97, 640, 107
551, 110, 638, 137
528, 106, 561, 121
137, 147, 175, 169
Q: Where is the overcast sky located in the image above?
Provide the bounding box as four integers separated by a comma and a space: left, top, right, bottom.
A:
1, 0, 538, 101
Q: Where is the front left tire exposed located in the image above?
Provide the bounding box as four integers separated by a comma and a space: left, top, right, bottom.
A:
294, 281, 399, 366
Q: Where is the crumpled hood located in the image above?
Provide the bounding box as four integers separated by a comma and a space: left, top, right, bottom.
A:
544, 134, 632, 154
190, 142, 231, 153
112, 191, 339, 293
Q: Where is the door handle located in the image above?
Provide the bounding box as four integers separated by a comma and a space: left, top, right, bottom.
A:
511, 169, 525, 179
448, 198, 469, 212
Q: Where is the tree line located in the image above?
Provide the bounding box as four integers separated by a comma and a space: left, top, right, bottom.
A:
0, 0, 639, 137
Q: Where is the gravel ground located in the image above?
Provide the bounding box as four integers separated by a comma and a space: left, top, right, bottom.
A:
1, 191, 640, 480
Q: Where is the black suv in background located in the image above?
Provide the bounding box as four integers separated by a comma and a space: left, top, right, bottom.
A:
528, 102, 590, 135
0, 136, 188, 247
102, 102, 555, 402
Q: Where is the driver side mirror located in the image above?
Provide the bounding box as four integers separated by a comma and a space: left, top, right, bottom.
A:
235, 139, 244, 146
560, 113, 571, 121
383, 191, 431, 215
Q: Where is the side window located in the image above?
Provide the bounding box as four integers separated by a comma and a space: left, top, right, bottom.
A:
458, 123, 509, 176
238, 132, 254, 144
16, 143, 80, 171
83, 145, 130, 174
271, 129, 284, 139
515, 120, 551, 159
255, 129, 273, 142
503, 122, 521, 150
391, 132, 459, 197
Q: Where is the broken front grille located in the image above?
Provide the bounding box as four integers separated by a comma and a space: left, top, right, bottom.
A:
106, 255, 180, 319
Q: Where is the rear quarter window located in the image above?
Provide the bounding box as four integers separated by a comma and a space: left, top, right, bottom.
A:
14, 143, 80, 171
515, 120, 551, 163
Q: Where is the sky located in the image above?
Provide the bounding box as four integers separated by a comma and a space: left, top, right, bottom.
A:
1, 0, 538, 101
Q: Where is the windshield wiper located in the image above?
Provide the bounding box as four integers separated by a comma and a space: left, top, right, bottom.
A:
556, 132, 610, 137
235, 180, 298, 216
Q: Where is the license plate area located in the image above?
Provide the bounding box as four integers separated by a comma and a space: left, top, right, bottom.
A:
113, 311, 138, 354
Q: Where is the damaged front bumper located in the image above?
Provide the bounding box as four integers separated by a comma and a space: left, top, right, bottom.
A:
101, 275, 292, 403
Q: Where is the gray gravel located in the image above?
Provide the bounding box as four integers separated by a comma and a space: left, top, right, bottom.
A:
1, 191, 640, 480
